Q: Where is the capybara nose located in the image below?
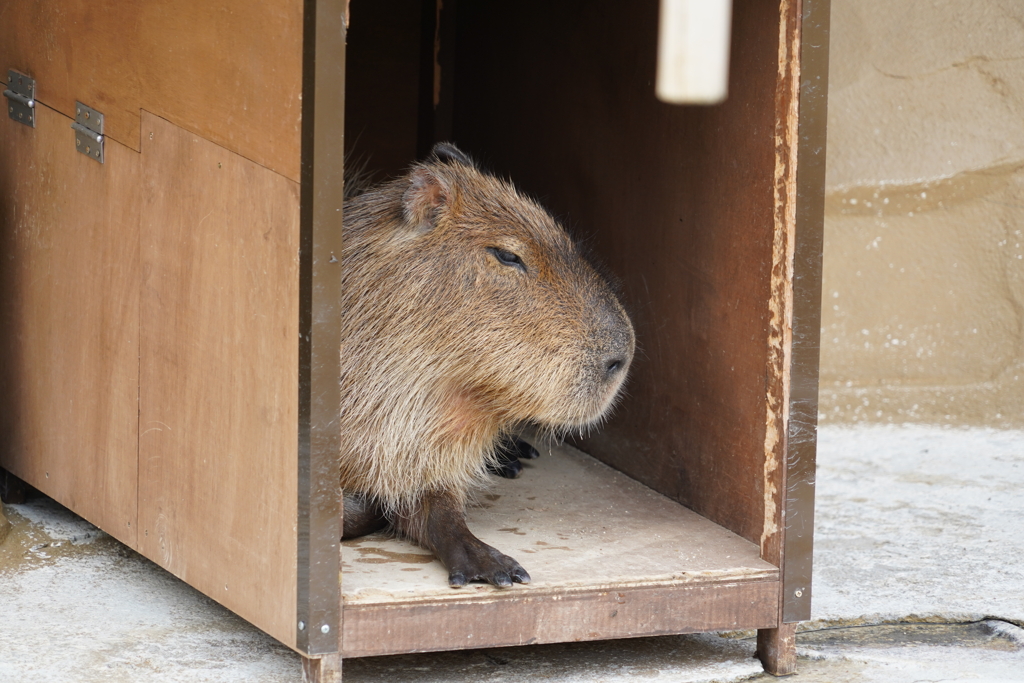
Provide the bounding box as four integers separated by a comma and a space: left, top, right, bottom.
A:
604, 356, 626, 380
595, 301, 635, 384
599, 325, 634, 384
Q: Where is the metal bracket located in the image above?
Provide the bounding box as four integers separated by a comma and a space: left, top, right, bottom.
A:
4, 69, 36, 128
72, 101, 104, 163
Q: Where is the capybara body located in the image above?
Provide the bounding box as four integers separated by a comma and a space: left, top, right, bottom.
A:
339, 143, 634, 587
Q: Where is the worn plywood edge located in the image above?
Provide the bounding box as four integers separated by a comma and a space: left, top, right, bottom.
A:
342, 579, 781, 657
760, 0, 802, 572
343, 570, 780, 608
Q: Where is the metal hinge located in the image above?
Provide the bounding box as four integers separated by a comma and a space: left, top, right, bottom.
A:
4, 69, 36, 128
72, 101, 104, 163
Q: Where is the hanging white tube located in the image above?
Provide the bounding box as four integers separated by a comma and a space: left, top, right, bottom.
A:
656, 0, 733, 105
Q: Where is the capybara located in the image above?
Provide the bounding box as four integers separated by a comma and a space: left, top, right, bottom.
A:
339, 143, 634, 587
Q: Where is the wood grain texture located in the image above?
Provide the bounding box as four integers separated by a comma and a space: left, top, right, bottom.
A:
760, 0, 802, 576
341, 441, 779, 656
343, 579, 778, 657
302, 654, 342, 683
0, 0, 303, 179
136, 0, 303, 179
452, 0, 784, 545
0, 104, 141, 547
137, 111, 301, 649
757, 622, 797, 675
342, 441, 777, 604
0, 2, 144, 150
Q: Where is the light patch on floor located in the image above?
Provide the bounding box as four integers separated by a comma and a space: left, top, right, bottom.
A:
812, 424, 1024, 624
0, 506, 299, 683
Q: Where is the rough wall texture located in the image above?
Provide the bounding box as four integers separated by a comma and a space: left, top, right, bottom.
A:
820, 0, 1024, 427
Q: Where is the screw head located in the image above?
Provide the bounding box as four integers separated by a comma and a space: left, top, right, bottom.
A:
298, 621, 306, 631
794, 589, 804, 598
320, 624, 330, 634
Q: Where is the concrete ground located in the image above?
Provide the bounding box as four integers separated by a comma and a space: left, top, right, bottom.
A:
2, 424, 1023, 682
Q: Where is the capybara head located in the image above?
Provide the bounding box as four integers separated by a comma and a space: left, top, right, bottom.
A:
339, 143, 634, 506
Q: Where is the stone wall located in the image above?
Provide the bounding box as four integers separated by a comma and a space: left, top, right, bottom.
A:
819, 0, 1024, 427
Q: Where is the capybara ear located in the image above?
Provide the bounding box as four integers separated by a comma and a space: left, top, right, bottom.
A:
402, 167, 449, 232
431, 142, 475, 169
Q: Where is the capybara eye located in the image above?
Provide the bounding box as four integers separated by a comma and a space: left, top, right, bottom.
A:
487, 247, 526, 271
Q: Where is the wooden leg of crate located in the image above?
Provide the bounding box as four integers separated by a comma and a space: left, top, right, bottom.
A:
302, 653, 342, 683
0, 468, 29, 504
0, 500, 10, 545
756, 623, 797, 676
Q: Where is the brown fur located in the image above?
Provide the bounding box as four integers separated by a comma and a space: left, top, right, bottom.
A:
339, 143, 634, 585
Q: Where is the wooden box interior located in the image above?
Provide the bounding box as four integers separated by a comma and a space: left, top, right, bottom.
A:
337, 0, 820, 656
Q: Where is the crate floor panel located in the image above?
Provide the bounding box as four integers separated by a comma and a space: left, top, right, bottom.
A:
341, 441, 780, 656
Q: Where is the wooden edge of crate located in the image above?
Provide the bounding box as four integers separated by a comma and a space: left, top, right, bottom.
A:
341, 576, 781, 658
296, 0, 346, 657
760, 0, 830, 631
342, 569, 780, 608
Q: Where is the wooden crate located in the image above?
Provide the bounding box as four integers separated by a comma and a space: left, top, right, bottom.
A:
0, 0, 829, 678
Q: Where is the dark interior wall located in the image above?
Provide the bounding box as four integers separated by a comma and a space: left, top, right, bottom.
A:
343, 0, 423, 180
342, 0, 782, 545
450, 0, 779, 545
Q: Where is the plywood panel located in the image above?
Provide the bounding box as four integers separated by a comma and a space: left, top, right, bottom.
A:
0, 0, 303, 179
138, 111, 301, 648
0, 1, 144, 150
341, 442, 778, 655
344, 580, 778, 657
343, 442, 776, 601
0, 104, 141, 546
136, 0, 303, 179
451, 0, 782, 545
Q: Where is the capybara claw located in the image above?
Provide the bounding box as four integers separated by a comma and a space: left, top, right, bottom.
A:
488, 436, 526, 478
511, 567, 531, 584
488, 436, 538, 478
488, 457, 523, 479
450, 551, 529, 588
514, 439, 540, 460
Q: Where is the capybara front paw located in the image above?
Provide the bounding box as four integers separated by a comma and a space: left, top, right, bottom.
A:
487, 437, 540, 479
447, 544, 531, 588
